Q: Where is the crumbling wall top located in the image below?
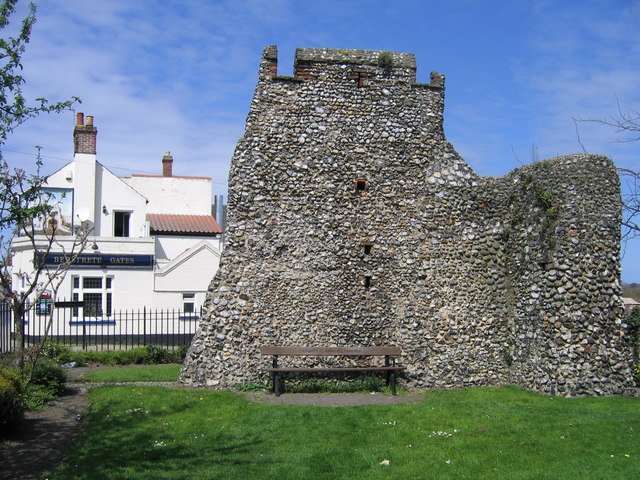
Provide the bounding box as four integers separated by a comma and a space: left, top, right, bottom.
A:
294, 47, 416, 69
260, 45, 433, 85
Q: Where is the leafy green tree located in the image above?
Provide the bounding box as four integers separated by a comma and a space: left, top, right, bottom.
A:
0, 1, 79, 141
628, 305, 640, 326
0, 0, 83, 374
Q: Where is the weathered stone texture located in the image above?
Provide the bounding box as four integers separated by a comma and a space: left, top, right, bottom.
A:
180, 46, 636, 396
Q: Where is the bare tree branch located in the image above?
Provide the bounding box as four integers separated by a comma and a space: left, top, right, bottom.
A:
573, 99, 640, 242
1, 158, 91, 372
573, 118, 588, 154
575, 97, 640, 140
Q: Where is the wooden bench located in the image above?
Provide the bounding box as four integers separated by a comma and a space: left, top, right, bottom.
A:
260, 346, 406, 396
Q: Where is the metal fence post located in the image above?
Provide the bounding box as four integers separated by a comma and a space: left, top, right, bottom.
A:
20, 312, 25, 352
82, 307, 87, 350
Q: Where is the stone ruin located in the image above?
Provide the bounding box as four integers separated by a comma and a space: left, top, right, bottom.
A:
180, 46, 636, 396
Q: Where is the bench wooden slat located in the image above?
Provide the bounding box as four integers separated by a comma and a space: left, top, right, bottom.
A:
260, 345, 404, 396
260, 346, 401, 356
264, 366, 406, 373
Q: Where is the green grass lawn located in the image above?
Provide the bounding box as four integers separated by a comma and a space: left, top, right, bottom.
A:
49, 386, 639, 479
81, 364, 182, 383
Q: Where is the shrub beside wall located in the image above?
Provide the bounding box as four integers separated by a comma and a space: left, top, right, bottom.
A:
0, 366, 24, 435
42, 343, 188, 366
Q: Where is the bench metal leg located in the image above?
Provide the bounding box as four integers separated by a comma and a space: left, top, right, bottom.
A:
390, 372, 397, 396
271, 354, 282, 396
274, 373, 281, 396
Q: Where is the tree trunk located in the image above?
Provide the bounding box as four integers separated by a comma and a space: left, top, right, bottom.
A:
13, 304, 26, 374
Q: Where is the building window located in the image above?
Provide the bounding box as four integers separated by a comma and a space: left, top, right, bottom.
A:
114, 211, 131, 237
183, 293, 196, 313
71, 275, 113, 317
84, 293, 103, 317
83, 277, 102, 289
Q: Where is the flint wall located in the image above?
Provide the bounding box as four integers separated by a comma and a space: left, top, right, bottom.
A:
180, 46, 635, 396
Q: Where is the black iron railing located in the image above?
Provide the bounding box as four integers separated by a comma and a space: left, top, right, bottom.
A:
0, 301, 202, 352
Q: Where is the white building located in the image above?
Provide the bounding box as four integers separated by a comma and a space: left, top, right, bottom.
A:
11, 113, 223, 325
622, 297, 640, 314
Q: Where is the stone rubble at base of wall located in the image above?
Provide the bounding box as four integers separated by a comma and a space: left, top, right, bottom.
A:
180, 46, 637, 397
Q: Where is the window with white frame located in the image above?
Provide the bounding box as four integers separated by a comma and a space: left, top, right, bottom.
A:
71, 275, 113, 317
182, 293, 196, 314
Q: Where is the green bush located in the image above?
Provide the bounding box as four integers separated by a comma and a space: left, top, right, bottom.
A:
0, 366, 25, 434
234, 382, 269, 392
66, 348, 147, 366
176, 344, 189, 361
56, 345, 185, 366
377, 51, 394, 69
144, 344, 171, 364
287, 375, 386, 394
0, 351, 18, 368
350, 374, 385, 392
22, 344, 189, 368
21, 359, 67, 410
30, 359, 67, 396
43, 342, 73, 364
627, 307, 640, 335
23, 384, 56, 410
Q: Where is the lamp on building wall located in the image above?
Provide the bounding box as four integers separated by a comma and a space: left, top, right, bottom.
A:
102, 205, 108, 215
91, 241, 99, 251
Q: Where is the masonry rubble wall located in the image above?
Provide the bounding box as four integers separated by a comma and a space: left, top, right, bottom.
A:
180, 46, 636, 396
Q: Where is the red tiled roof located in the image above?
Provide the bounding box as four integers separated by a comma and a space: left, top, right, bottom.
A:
147, 214, 223, 235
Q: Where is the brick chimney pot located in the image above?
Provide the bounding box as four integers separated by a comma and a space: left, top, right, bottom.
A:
73, 112, 97, 154
162, 151, 173, 177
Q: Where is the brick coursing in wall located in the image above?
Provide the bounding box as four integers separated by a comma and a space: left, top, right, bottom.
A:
180, 46, 636, 396
73, 124, 97, 154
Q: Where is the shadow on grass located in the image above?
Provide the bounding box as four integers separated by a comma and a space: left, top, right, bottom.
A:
0, 386, 86, 480
51, 387, 277, 479
49, 385, 640, 480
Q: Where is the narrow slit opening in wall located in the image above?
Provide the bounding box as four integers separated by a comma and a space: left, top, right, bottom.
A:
363, 244, 373, 255
364, 275, 372, 290
355, 179, 368, 191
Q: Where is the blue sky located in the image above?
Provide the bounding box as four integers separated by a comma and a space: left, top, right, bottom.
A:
3, 0, 640, 281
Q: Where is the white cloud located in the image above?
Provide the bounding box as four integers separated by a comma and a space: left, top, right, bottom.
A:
515, 1, 640, 169
3, 0, 640, 278
4, 0, 268, 196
